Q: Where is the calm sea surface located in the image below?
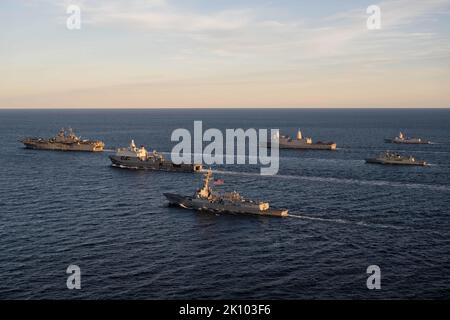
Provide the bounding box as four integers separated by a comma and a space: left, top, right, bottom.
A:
0, 109, 449, 299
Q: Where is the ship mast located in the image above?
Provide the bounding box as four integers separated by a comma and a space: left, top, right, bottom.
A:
198, 169, 212, 198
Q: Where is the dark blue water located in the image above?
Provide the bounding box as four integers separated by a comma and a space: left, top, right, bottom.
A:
0, 109, 449, 299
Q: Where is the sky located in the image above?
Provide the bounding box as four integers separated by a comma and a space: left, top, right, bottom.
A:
1, 0, 450, 108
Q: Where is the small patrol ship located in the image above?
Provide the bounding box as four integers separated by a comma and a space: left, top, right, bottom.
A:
385, 132, 431, 144
164, 170, 289, 217
109, 140, 202, 172
268, 130, 337, 150
20, 128, 104, 152
365, 151, 427, 166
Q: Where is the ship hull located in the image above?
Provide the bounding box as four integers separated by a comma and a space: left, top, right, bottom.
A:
164, 193, 289, 217
384, 139, 430, 145
365, 158, 427, 166
279, 143, 337, 150
21, 140, 104, 152
267, 141, 337, 150
109, 155, 202, 173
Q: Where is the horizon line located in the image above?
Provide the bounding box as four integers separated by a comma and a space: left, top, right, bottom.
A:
1, 106, 450, 110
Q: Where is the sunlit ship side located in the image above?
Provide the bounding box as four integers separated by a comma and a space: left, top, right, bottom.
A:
109, 140, 202, 173
20, 128, 104, 152
267, 129, 337, 150
385, 132, 431, 144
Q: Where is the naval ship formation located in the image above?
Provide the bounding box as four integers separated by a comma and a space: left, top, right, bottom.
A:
20, 128, 104, 152
19, 126, 434, 218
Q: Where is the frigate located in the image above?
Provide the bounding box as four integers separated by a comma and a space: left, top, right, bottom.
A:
267, 130, 337, 150
365, 151, 427, 166
20, 128, 104, 152
109, 140, 202, 172
385, 132, 431, 144
164, 169, 289, 217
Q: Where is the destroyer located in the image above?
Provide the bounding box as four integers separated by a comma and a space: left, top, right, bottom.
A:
20, 128, 104, 152
109, 140, 202, 172
268, 130, 336, 150
365, 151, 427, 166
164, 169, 289, 217
385, 132, 431, 144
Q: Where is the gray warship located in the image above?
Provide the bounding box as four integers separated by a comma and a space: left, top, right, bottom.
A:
365, 151, 427, 166
385, 132, 431, 144
109, 140, 202, 172
164, 170, 289, 217
20, 128, 104, 152
268, 130, 337, 150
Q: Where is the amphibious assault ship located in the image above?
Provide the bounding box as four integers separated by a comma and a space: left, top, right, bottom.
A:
385, 132, 431, 144
365, 151, 427, 166
20, 128, 104, 152
268, 130, 337, 150
164, 170, 289, 217
109, 140, 202, 172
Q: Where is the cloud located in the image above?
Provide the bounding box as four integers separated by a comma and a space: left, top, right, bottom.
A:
52, 0, 252, 31
3, 0, 450, 108
89, 9, 252, 31
33, 0, 450, 61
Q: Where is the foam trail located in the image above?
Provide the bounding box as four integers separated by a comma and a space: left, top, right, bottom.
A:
211, 169, 450, 192
161, 151, 273, 163
161, 151, 363, 164
289, 213, 405, 230
343, 147, 449, 155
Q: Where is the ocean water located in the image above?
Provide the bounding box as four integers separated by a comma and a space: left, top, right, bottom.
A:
0, 108, 449, 299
